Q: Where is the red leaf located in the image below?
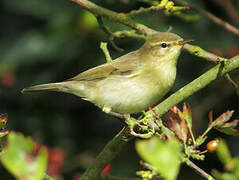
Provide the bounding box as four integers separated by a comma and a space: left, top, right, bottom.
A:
1, 72, 15, 87
101, 164, 112, 175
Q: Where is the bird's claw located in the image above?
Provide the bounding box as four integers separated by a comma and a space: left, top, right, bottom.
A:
125, 117, 156, 138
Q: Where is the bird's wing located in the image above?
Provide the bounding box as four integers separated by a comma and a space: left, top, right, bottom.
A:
67, 51, 141, 81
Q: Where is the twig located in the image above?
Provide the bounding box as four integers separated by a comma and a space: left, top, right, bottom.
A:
79, 127, 131, 180
128, 5, 163, 16
72, 0, 226, 63
71, 0, 156, 35
127, 4, 189, 16
106, 111, 129, 122
175, 0, 239, 36
97, 16, 114, 37
145, 55, 239, 118
212, 0, 239, 23
100, 42, 112, 63
139, 160, 155, 170
183, 44, 226, 63
225, 73, 239, 90
97, 16, 124, 52
185, 159, 215, 180
113, 30, 146, 40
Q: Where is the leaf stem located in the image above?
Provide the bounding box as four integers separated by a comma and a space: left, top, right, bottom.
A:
201, 127, 213, 139
184, 159, 215, 180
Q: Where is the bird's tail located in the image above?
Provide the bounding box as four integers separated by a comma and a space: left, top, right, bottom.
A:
21, 82, 69, 93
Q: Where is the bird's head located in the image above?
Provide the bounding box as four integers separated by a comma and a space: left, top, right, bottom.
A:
139, 32, 192, 61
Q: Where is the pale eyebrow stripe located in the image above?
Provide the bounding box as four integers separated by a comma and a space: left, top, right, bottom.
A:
149, 41, 178, 47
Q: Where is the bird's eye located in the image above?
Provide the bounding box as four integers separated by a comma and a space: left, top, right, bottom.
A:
161, 43, 167, 48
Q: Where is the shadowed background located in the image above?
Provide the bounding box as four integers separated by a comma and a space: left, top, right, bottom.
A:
0, 0, 239, 179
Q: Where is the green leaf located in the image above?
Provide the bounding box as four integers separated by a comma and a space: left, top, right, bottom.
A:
136, 136, 181, 180
182, 103, 192, 127
215, 120, 239, 136
0, 132, 48, 180
216, 140, 232, 165
212, 170, 238, 180
210, 110, 234, 128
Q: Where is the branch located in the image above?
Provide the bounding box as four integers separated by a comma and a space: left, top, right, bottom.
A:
175, 0, 239, 36
127, 4, 189, 17
113, 30, 146, 40
97, 16, 124, 52
79, 127, 132, 180
71, 1, 239, 180
71, 0, 156, 35
185, 159, 214, 180
78, 53, 239, 180
100, 42, 112, 63
71, 0, 225, 63
145, 55, 239, 118
183, 44, 226, 63
225, 73, 239, 90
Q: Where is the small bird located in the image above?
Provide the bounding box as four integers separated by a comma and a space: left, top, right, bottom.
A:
22, 32, 190, 114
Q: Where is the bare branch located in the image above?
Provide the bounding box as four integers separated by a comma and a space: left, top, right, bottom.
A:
175, 0, 239, 36
183, 44, 226, 63
185, 159, 215, 180
127, 4, 189, 16
71, 0, 156, 35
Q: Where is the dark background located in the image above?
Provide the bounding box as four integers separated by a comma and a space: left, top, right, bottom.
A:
0, 0, 239, 179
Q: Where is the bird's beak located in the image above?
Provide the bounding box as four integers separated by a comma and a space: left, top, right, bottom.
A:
178, 39, 194, 46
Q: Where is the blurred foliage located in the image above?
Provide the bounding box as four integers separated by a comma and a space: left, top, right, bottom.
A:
0, 0, 239, 179
0, 132, 48, 180
136, 137, 181, 180
212, 140, 239, 180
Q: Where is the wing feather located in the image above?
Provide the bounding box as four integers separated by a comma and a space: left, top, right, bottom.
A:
67, 50, 140, 82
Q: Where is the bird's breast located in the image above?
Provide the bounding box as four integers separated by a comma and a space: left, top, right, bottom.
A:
86, 63, 177, 114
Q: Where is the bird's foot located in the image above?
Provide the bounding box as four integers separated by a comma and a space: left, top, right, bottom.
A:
124, 117, 155, 138
102, 107, 155, 138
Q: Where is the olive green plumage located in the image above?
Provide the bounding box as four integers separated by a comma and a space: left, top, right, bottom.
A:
22, 32, 188, 114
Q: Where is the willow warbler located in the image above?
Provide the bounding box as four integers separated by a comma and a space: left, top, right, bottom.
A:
22, 32, 190, 114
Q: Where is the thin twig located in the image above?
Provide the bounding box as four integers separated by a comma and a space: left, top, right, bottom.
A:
100, 42, 112, 63
113, 30, 146, 40
96, 16, 114, 37
106, 111, 129, 120
72, 0, 226, 63
175, 0, 239, 36
139, 160, 154, 170
97, 16, 124, 52
183, 44, 226, 63
225, 73, 239, 89
185, 159, 215, 180
127, 5, 189, 16
109, 37, 124, 52
43, 174, 55, 180
128, 5, 163, 16
71, 0, 156, 35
